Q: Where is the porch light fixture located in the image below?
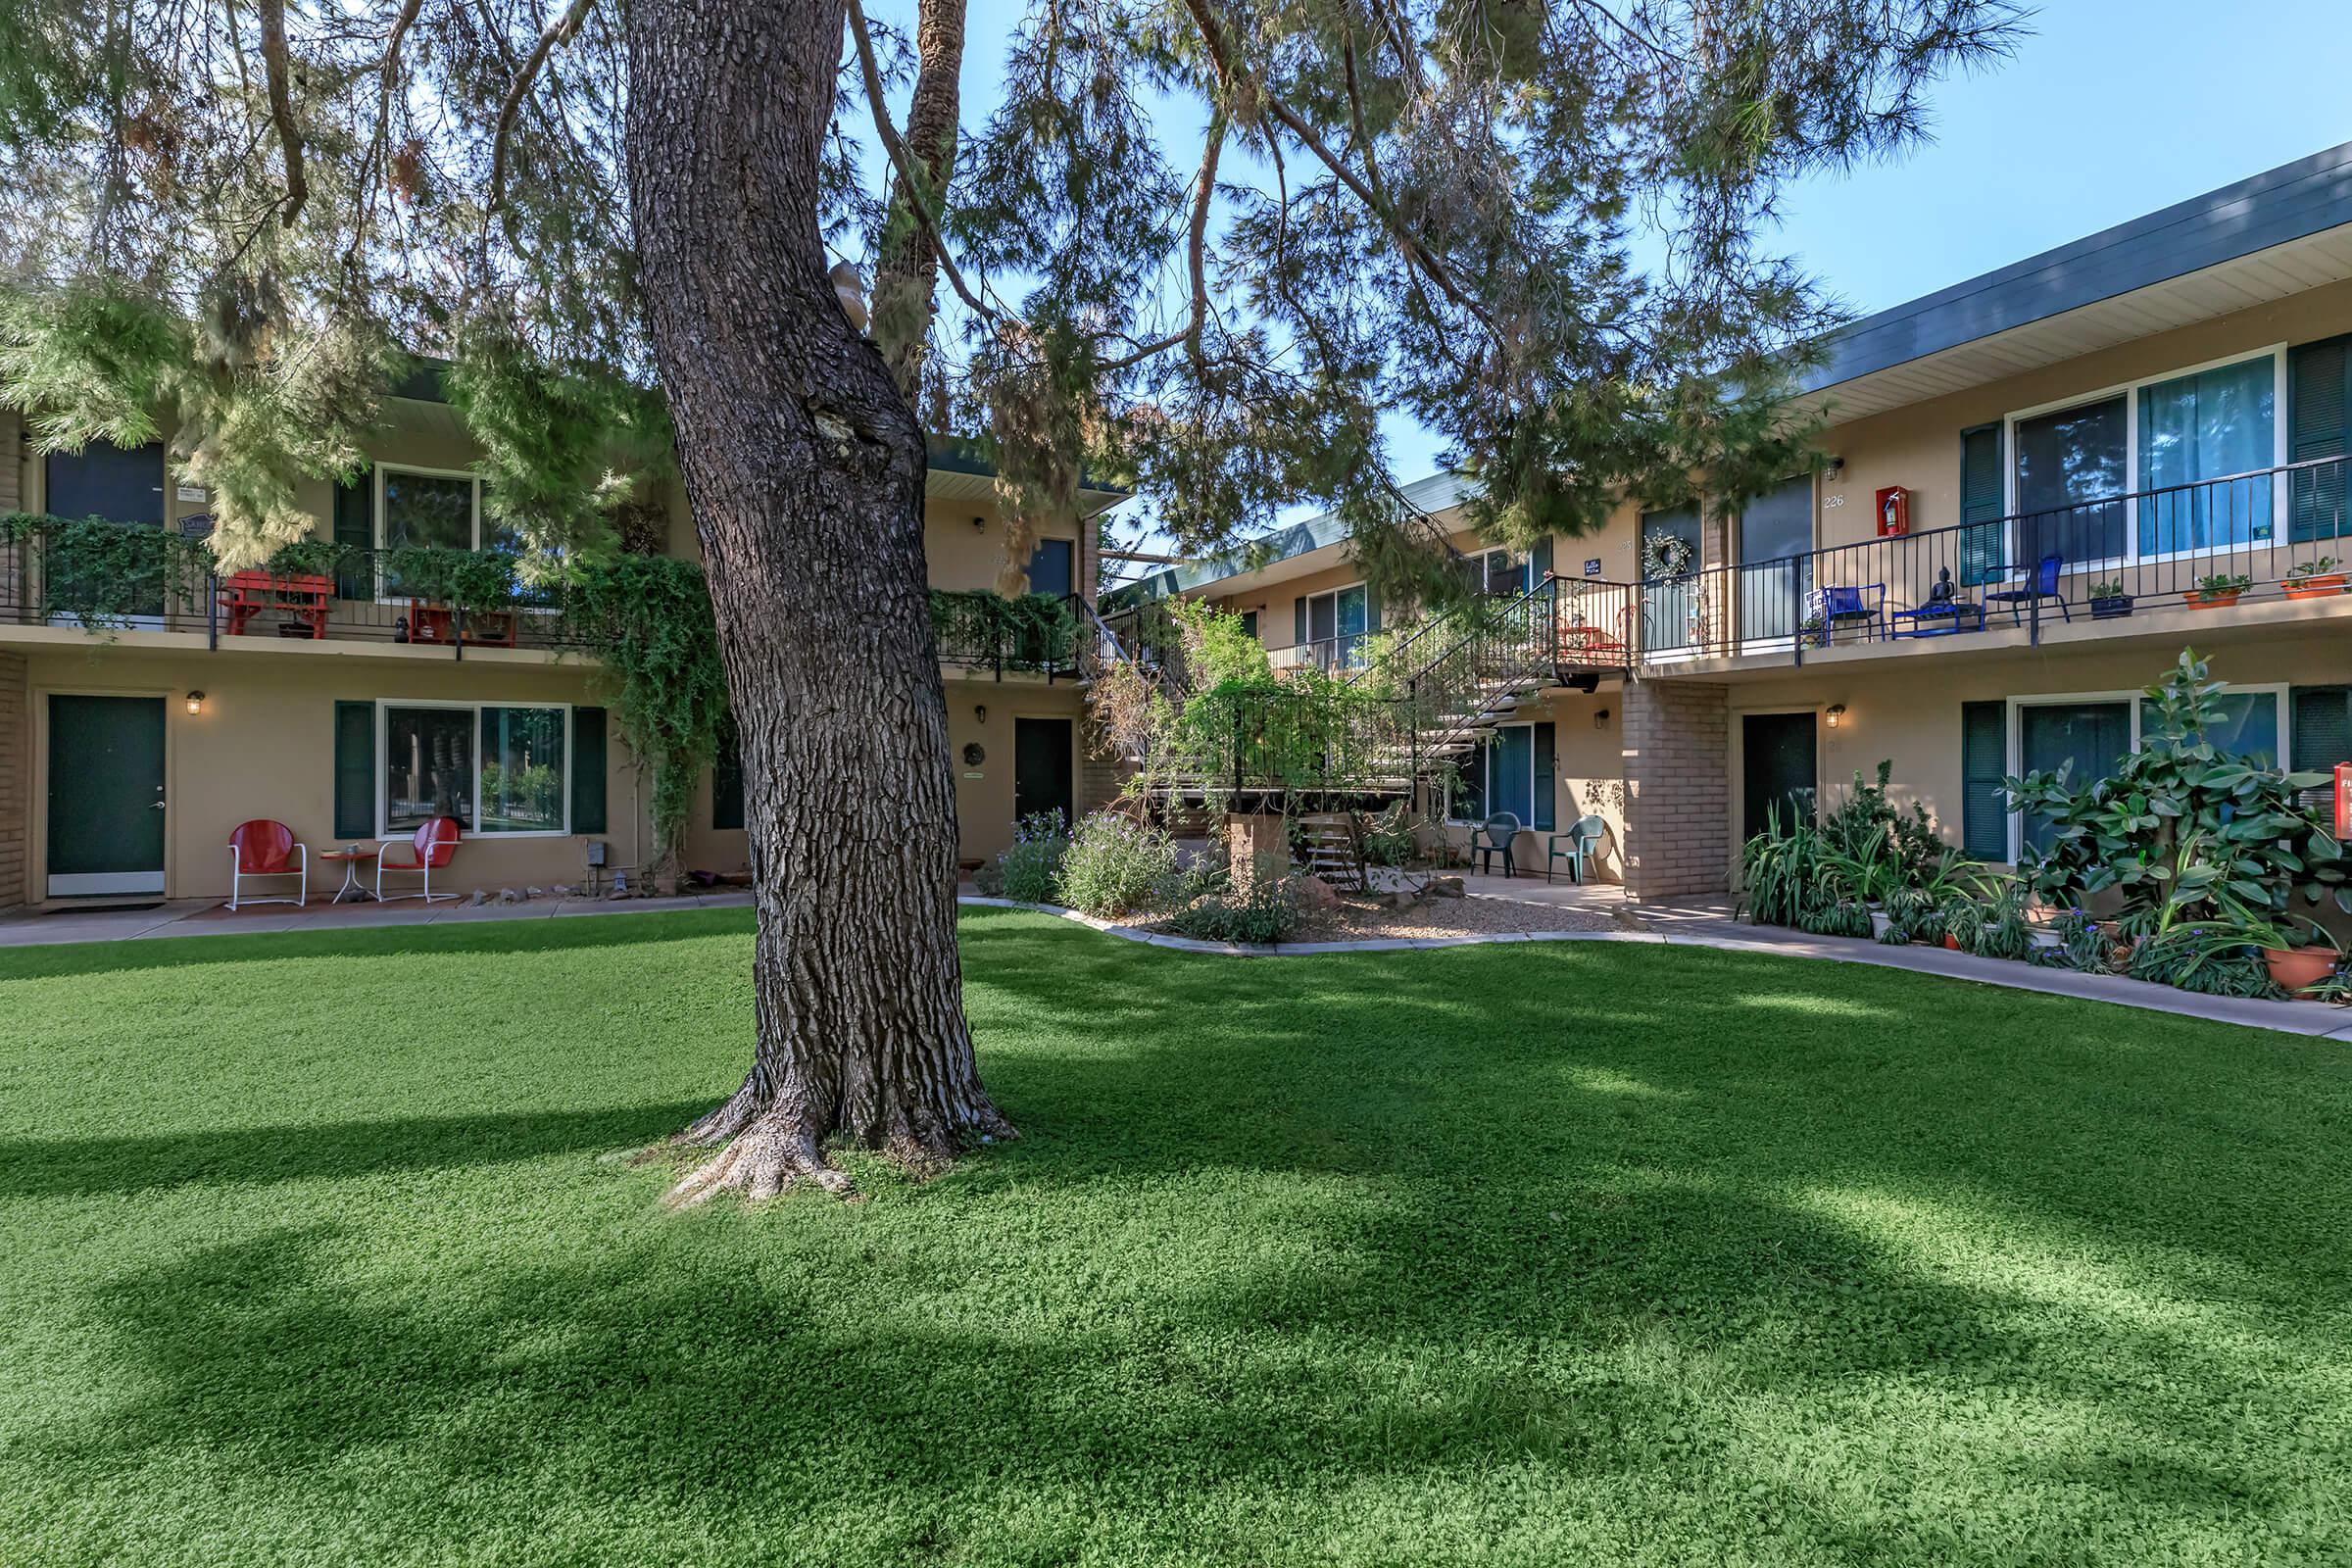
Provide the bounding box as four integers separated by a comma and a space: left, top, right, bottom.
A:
184, 691, 205, 715
1826, 704, 1846, 728
1824, 456, 1846, 481
972, 514, 986, 533
1594, 708, 1611, 730
974, 704, 988, 723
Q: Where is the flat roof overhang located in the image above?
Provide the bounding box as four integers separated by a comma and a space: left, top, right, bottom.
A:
1799, 142, 2352, 423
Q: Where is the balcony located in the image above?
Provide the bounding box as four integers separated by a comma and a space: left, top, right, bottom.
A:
0, 529, 603, 656
1641, 456, 2352, 668
0, 524, 1091, 676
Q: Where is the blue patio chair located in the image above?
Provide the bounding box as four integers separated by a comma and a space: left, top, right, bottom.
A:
1815, 583, 1886, 642
1546, 813, 1606, 884
1984, 553, 2074, 623
1476, 812, 1522, 877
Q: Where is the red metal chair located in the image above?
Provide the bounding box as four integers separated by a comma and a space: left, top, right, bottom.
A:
375, 816, 464, 904
227, 819, 308, 909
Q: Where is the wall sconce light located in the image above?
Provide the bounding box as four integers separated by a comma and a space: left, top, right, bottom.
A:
1824, 456, 1846, 482
184, 691, 205, 715
1593, 707, 1611, 730
1826, 703, 1846, 729
971, 514, 987, 533
973, 704, 988, 723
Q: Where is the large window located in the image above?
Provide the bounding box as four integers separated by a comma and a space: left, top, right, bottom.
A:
2139, 356, 2276, 554
380, 703, 570, 837
1738, 474, 1813, 644
2006, 348, 2284, 568
1301, 583, 1369, 668
1991, 686, 2288, 859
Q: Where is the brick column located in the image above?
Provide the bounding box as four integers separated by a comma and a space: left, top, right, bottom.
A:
1620, 680, 1730, 901
0, 650, 25, 908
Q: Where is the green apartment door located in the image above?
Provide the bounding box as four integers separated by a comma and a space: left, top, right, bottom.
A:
1013, 717, 1074, 833
1742, 711, 1818, 842
47, 695, 167, 896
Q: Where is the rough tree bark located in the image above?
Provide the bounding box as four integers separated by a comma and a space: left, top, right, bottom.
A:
625, 0, 1014, 1202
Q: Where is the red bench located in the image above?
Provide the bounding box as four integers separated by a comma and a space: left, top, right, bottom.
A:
220, 570, 332, 638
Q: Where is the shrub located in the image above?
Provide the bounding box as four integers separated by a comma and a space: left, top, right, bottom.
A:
1056, 812, 1179, 918
991, 810, 1069, 905
1165, 876, 1301, 945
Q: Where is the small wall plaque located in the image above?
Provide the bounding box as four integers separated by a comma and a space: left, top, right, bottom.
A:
175, 483, 208, 504
177, 513, 216, 540
1583, 559, 1602, 576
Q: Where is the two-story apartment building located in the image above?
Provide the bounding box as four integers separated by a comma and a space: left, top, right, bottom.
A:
0, 385, 1121, 908
1129, 141, 2352, 901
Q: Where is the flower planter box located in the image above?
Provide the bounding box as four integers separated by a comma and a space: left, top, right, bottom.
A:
2182, 589, 2243, 610
2089, 596, 2134, 619
2284, 573, 2347, 600
2263, 945, 2336, 997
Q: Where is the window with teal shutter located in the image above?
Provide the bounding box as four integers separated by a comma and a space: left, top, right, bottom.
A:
2291, 688, 2352, 813
570, 707, 608, 834
2289, 335, 2350, 543
1959, 424, 2005, 586
332, 701, 375, 838
1959, 701, 2008, 860
1532, 721, 1556, 831
1293, 596, 1306, 652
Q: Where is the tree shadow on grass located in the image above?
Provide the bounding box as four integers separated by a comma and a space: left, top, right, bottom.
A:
60, 1164, 2312, 1564
0, 1100, 710, 1199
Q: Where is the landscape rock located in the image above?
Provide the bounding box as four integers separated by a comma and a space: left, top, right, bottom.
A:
466, 889, 488, 907
1391, 890, 1418, 911
1429, 876, 1466, 898
1298, 875, 1342, 910
497, 887, 522, 905
525, 885, 544, 900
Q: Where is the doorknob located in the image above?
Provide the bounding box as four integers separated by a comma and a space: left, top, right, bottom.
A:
150, 800, 168, 810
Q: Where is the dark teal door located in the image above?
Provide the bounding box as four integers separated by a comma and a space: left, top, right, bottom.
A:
1641, 507, 1703, 653
2019, 702, 2130, 856
1013, 717, 1074, 833
48, 694, 166, 895
1742, 712, 1817, 841
43, 439, 170, 620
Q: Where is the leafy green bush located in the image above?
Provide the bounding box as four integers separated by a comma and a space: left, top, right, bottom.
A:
1739, 805, 1823, 926
991, 811, 1070, 905
2125, 923, 2279, 998
2007, 651, 2346, 940
1164, 876, 1301, 945
1056, 812, 1178, 918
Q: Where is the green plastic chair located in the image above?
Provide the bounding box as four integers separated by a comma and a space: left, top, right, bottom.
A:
1546, 814, 1605, 884
1476, 812, 1522, 877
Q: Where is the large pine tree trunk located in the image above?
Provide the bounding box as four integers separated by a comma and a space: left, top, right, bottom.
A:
625, 0, 1012, 1201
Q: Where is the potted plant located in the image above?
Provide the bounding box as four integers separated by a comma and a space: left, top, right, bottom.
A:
2182, 571, 2251, 609
2245, 917, 2343, 997
2285, 557, 2348, 600
1798, 612, 1827, 648
2087, 580, 2133, 619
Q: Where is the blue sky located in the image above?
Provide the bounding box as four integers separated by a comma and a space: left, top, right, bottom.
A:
921, 0, 2352, 517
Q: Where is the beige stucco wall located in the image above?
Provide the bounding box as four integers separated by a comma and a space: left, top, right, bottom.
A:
13, 643, 641, 903
676, 674, 1090, 877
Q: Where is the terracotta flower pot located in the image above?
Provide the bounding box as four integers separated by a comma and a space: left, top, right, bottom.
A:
1944, 932, 1961, 952
2182, 589, 2243, 609
2285, 573, 2347, 600
2263, 944, 2336, 997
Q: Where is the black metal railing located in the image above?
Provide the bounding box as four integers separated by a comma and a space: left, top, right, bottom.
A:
0, 533, 604, 656
1640, 455, 2352, 662
928, 590, 1084, 679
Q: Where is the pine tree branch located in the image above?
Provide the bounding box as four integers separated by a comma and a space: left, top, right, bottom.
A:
1176, 0, 1500, 347
256, 0, 307, 226
487, 0, 598, 219
345, 0, 425, 273
1100, 112, 1224, 374
843, 0, 994, 322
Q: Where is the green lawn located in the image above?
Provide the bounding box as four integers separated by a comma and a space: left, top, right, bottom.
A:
3, 908, 2349, 1565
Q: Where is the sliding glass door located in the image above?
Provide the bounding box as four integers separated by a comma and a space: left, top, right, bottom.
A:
1737, 476, 1812, 644
2014, 398, 2128, 569
2138, 355, 2276, 554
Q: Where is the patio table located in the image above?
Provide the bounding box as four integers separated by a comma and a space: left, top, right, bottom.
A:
319, 846, 380, 904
